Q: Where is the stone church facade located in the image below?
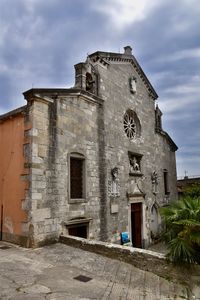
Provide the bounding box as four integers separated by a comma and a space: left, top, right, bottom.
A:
0, 46, 178, 247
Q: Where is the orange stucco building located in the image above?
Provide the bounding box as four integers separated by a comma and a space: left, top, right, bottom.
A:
0, 107, 31, 246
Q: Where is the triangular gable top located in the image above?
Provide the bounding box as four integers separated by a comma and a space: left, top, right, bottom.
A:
89, 50, 158, 100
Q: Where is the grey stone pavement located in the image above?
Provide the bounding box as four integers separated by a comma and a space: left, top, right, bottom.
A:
0, 241, 199, 300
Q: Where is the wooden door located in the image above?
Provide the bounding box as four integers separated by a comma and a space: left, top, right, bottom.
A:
131, 203, 142, 248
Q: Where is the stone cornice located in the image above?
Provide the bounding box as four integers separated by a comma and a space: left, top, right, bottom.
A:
23, 88, 104, 106
89, 51, 158, 100
157, 130, 178, 152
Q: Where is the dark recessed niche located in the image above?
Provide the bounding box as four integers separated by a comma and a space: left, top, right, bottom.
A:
73, 275, 92, 283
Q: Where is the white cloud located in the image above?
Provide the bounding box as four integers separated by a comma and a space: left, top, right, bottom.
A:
160, 95, 199, 115
0, 25, 8, 47
162, 75, 200, 97
154, 48, 200, 64
171, 48, 200, 61
92, 0, 161, 30
157, 75, 200, 118
22, 0, 47, 13
0, 108, 6, 115
177, 156, 200, 163
181, 146, 200, 155
177, 155, 200, 177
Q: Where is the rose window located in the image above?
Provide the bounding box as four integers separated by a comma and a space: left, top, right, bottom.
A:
123, 110, 141, 140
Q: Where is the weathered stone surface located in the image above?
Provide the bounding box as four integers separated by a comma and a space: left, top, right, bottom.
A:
20, 48, 178, 248
0, 242, 199, 300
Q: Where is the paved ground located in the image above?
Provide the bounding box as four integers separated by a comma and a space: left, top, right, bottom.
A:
0, 241, 199, 300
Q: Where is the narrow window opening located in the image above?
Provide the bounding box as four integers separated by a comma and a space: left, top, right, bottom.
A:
86, 72, 95, 92
163, 169, 169, 195
70, 157, 84, 199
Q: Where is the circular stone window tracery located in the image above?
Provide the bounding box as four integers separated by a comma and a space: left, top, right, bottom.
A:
123, 110, 141, 140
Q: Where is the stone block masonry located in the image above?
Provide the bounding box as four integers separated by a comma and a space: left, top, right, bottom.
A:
0, 46, 178, 248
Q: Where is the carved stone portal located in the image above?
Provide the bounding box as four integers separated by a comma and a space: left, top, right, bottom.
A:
128, 177, 144, 196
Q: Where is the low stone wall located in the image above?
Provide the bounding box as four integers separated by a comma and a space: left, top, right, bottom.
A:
59, 235, 166, 273
59, 235, 200, 291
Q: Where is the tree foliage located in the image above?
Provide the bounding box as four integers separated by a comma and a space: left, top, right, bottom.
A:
182, 183, 200, 199
160, 187, 200, 264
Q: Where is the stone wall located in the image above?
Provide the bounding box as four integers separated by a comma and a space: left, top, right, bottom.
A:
24, 48, 177, 247
59, 235, 200, 295
91, 57, 177, 245
59, 234, 166, 270
28, 93, 103, 245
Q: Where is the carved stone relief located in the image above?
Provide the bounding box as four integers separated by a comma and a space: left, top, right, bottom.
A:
108, 167, 120, 197
127, 177, 144, 196
151, 171, 158, 194
129, 153, 142, 175
129, 76, 137, 94
130, 156, 140, 173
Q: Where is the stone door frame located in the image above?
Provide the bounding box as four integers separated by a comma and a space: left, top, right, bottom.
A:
128, 195, 146, 248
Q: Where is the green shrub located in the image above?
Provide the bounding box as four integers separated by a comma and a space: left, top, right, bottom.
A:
160, 195, 200, 265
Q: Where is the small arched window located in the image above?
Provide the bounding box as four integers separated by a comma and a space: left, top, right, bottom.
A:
86, 72, 94, 92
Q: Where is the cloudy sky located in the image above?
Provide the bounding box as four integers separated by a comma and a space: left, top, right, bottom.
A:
0, 0, 200, 177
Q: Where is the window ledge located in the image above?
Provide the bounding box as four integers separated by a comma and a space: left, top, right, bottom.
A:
69, 198, 87, 204
64, 218, 92, 226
